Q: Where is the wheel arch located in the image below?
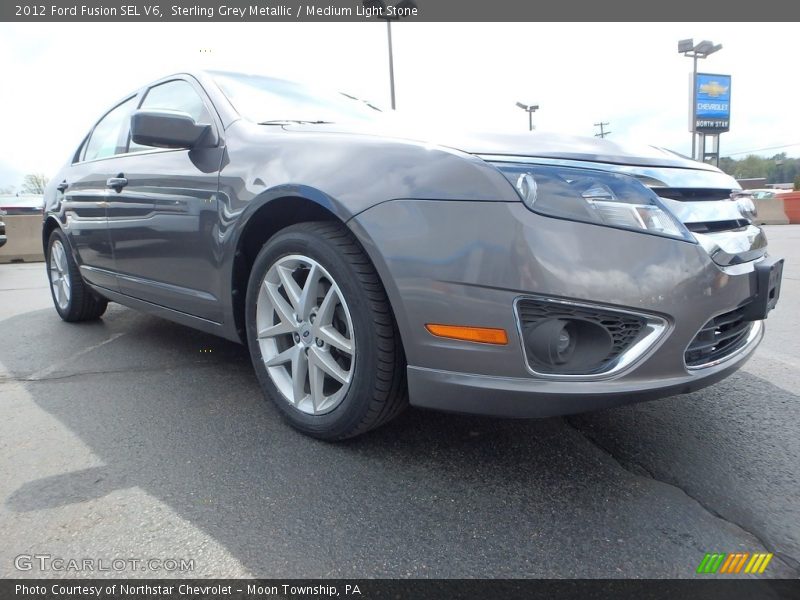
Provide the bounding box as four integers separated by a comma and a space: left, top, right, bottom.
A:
230, 190, 402, 348
42, 215, 62, 253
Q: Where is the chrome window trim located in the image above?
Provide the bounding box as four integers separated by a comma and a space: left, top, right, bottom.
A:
684, 319, 763, 371
513, 295, 671, 381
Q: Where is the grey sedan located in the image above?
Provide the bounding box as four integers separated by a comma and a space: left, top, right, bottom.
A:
42, 70, 783, 439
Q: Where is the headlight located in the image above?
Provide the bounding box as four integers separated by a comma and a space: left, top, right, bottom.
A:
494, 163, 695, 242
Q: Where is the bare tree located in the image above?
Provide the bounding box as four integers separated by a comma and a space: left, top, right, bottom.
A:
21, 173, 49, 194
0, 185, 15, 195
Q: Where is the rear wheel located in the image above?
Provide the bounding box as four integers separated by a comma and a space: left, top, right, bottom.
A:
245, 221, 407, 440
47, 229, 108, 322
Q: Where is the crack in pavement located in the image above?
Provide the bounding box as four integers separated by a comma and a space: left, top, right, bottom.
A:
27, 333, 128, 380
564, 417, 800, 576
0, 361, 250, 384
0, 331, 250, 384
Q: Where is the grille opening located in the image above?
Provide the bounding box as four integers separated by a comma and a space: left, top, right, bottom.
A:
685, 304, 754, 367
653, 187, 734, 201
516, 299, 647, 375
685, 220, 750, 234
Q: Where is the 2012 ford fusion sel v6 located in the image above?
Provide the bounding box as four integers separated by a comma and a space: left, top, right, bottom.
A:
43, 71, 783, 439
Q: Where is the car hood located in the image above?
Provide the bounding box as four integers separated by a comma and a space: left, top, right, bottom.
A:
281, 122, 718, 172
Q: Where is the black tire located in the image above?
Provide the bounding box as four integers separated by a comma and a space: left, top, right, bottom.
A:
245, 221, 407, 440
47, 229, 108, 322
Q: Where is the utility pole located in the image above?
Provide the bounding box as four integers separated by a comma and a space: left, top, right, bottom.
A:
386, 20, 395, 109
594, 122, 611, 138
363, 0, 417, 110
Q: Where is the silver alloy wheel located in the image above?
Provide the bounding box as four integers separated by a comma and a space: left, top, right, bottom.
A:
49, 240, 71, 311
256, 254, 356, 415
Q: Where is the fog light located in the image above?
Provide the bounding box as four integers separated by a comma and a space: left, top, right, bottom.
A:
525, 318, 613, 374
556, 328, 572, 354
526, 319, 576, 365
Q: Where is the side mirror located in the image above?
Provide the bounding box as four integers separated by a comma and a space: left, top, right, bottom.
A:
130, 110, 214, 149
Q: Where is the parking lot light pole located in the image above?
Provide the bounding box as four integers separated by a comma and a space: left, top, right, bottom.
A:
363, 0, 417, 110
516, 102, 539, 131
386, 19, 395, 109
678, 38, 723, 160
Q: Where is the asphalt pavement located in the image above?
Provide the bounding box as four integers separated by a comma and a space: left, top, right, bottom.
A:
1, 226, 798, 579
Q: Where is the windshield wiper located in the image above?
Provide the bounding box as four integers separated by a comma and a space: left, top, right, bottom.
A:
258, 120, 335, 125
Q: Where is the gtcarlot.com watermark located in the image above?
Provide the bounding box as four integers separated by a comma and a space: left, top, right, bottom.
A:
14, 554, 195, 573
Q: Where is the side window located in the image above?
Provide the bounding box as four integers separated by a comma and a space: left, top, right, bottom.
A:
83, 96, 138, 162
129, 79, 213, 153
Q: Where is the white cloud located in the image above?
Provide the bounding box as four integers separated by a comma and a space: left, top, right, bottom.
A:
0, 21, 797, 185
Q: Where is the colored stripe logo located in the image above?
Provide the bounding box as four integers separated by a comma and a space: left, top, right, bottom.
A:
696, 552, 773, 574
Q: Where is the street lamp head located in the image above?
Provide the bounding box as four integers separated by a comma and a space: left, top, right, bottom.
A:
516, 102, 539, 112
695, 40, 714, 54
516, 101, 528, 110
678, 38, 722, 58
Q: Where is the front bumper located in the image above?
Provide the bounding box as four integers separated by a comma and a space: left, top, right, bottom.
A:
350, 199, 771, 417
407, 320, 762, 417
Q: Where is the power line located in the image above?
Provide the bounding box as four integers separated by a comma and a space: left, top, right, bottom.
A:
725, 142, 800, 156
594, 122, 611, 138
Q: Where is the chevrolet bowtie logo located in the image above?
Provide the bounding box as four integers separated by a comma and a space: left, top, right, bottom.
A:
699, 81, 729, 97
696, 552, 773, 574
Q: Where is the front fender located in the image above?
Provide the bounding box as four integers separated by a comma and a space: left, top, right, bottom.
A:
217, 121, 519, 220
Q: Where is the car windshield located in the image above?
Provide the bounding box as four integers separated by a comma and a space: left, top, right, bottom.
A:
211, 71, 383, 125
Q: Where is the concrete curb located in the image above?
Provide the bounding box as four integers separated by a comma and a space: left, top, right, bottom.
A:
0, 215, 45, 263
754, 197, 790, 226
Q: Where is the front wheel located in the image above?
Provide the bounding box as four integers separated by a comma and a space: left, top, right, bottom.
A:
47, 229, 108, 322
245, 221, 407, 440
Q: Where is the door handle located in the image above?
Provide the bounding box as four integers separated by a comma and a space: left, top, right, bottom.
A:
56, 180, 69, 192
106, 175, 128, 192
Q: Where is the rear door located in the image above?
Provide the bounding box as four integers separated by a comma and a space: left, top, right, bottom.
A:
107, 77, 225, 322
61, 95, 141, 291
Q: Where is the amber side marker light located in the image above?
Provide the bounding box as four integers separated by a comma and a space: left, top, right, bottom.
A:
425, 324, 508, 345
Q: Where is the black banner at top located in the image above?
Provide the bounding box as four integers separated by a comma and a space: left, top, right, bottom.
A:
3, 0, 800, 22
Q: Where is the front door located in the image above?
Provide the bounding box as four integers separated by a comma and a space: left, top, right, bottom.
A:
107, 77, 225, 322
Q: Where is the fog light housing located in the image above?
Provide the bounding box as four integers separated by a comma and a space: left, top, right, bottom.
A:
524, 318, 613, 374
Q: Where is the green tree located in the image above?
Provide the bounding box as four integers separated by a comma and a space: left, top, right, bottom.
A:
21, 173, 48, 194
719, 154, 800, 184
734, 155, 768, 179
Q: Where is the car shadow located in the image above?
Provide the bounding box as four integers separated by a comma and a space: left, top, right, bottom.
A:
2, 306, 797, 577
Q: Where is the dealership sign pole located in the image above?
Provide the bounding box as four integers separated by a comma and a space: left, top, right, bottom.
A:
692, 73, 731, 166
678, 39, 725, 164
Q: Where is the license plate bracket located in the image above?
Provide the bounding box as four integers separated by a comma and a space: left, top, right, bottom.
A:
743, 256, 784, 321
